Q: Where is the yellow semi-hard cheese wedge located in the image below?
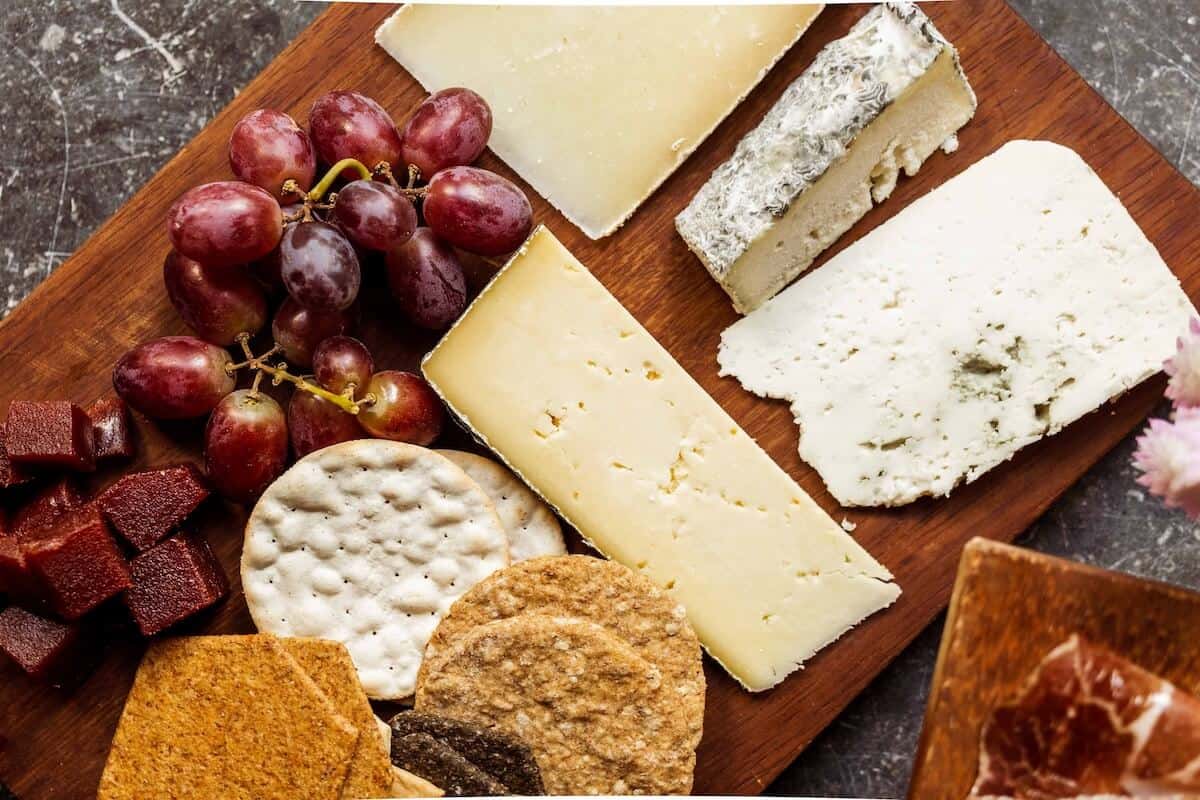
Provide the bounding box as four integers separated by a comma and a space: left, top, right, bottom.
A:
422, 227, 900, 691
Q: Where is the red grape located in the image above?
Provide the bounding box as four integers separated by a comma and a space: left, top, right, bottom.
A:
163, 250, 268, 345
385, 228, 467, 330
250, 202, 303, 297
228, 109, 316, 198
204, 390, 288, 503
330, 180, 416, 252
251, 249, 285, 297
308, 91, 402, 172
166, 181, 283, 268
357, 371, 443, 445
113, 336, 236, 419
279, 221, 361, 312
399, 88, 492, 179
312, 336, 374, 397
423, 167, 532, 256
287, 391, 364, 458
272, 298, 355, 367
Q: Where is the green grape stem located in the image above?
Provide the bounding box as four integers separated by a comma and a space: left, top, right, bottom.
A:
230, 333, 371, 415
256, 361, 367, 414
280, 160, 422, 228
307, 158, 374, 201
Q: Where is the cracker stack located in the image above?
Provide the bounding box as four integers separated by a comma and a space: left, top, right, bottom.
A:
414, 555, 706, 795
98, 635, 401, 800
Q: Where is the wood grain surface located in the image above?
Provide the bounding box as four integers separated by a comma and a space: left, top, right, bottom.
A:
908, 539, 1200, 798
1, 2, 1199, 797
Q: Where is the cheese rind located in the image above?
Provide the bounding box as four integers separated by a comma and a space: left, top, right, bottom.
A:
423, 227, 899, 691
676, 1, 976, 313
719, 140, 1197, 507
376, 5, 823, 240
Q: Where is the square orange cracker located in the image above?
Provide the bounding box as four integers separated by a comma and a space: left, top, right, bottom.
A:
97, 635, 359, 800
282, 638, 396, 799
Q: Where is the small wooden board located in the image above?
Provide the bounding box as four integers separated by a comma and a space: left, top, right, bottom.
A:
909, 538, 1200, 798
1, 2, 1199, 797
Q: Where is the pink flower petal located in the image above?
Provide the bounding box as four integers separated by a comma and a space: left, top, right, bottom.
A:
1164, 317, 1200, 407
1132, 413, 1200, 519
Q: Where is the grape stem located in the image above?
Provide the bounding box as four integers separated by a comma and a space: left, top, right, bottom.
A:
231, 333, 372, 415
307, 158, 374, 201
374, 162, 426, 199
257, 361, 370, 414
280, 160, 422, 229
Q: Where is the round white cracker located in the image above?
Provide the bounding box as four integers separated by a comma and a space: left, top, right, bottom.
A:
436, 450, 566, 562
242, 440, 509, 700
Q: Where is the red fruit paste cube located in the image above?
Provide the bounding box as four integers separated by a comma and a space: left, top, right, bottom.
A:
5, 401, 95, 472
23, 506, 130, 620
11, 479, 82, 537
97, 464, 209, 552
0, 423, 33, 489
124, 534, 228, 636
0, 606, 96, 685
0, 533, 44, 605
86, 396, 134, 462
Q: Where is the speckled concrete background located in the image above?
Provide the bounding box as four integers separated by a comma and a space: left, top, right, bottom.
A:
0, 1, 1198, 797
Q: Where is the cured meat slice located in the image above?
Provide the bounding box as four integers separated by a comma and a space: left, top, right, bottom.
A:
972, 635, 1200, 799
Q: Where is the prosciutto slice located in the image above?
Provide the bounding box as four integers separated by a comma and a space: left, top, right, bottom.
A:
971, 635, 1200, 799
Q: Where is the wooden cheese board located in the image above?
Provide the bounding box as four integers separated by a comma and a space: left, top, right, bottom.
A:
1, 1, 1199, 797
909, 539, 1200, 799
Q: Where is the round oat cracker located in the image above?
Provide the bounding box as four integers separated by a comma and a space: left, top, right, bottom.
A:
242, 440, 509, 700
415, 615, 696, 795
420, 555, 704, 748
436, 450, 566, 562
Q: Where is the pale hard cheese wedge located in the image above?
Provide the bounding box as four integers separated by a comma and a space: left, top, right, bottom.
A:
422, 226, 899, 691
719, 140, 1197, 507
677, 1, 977, 313
242, 441, 509, 700
376, 5, 823, 239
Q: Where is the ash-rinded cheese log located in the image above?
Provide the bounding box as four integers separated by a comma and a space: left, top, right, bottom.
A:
376, 5, 823, 241
677, 2, 976, 314
422, 227, 899, 692
719, 140, 1196, 508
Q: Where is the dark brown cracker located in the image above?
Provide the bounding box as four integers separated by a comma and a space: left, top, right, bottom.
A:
420, 555, 705, 749
416, 615, 696, 795
98, 635, 359, 800
389, 711, 544, 795
391, 732, 509, 797
282, 638, 396, 800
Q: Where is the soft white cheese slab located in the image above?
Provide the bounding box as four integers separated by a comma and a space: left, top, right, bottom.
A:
719, 140, 1195, 507
423, 227, 899, 691
376, 5, 823, 240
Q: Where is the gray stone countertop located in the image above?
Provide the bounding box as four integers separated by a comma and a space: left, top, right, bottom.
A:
1, 1, 1198, 797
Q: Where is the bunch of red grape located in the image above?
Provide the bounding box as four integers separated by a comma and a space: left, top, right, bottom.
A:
113, 88, 531, 503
